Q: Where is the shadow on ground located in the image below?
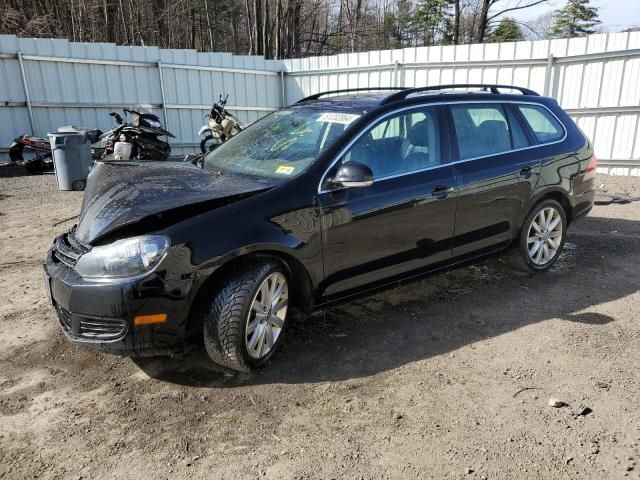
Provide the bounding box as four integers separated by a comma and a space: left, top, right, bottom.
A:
127, 215, 640, 387
0, 162, 53, 178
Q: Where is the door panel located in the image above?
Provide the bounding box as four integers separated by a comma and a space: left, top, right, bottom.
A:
449, 103, 541, 257
452, 154, 540, 256
318, 166, 457, 298
316, 105, 456, 299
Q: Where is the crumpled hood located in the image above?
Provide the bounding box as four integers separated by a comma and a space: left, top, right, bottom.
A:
76, 161, 274, 244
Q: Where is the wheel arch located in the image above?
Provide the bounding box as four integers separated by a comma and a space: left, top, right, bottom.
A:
527, 188, 573, 225
185, 248, 315, 339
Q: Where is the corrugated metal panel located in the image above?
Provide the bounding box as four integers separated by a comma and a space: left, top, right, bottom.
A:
1, 33, 640, 172
0, 35, 284, 159
281, 32, 640, 171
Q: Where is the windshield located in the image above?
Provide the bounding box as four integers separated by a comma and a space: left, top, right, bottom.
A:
203, 108, 360, 179
125, 105, 154, 116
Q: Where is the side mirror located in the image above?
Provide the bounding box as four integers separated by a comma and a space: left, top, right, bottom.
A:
331, 161, 374, 188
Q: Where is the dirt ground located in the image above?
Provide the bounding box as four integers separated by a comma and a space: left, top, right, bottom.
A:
1, 164, 639, 480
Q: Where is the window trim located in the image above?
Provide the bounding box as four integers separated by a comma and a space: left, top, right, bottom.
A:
317, 100, 567, 194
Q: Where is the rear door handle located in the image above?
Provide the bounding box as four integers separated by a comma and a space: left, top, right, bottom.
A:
519, 166, 533, 178
431, 185, 454, 197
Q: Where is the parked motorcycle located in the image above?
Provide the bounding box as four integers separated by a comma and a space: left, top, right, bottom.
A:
93, 107, 175, 160
9, 135, 55, 173
9, 107, 175, 173
198, 94, 243, 153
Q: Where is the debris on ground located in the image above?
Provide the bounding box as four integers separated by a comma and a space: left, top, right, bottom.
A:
512, 386, 541, 398
572, 404, 593, 417
548, 398, 568, 408
595, 190, 640, 205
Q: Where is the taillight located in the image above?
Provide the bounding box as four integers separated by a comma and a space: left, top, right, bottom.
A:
584, 154, 597, 180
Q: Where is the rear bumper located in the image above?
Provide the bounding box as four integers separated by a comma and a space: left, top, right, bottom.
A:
43, 242, 197, 357
571, 179, 596, 222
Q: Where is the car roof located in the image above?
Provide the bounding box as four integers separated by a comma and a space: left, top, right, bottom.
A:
293, 92, 393, 113
293, 84, 546, 114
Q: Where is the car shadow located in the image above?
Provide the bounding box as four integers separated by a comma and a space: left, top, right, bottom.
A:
133, 214, 639, 388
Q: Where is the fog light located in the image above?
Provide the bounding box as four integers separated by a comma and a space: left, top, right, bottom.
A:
134, 313, 167, 325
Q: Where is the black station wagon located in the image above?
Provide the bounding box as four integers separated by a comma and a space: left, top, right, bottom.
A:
43, 84, 597, 372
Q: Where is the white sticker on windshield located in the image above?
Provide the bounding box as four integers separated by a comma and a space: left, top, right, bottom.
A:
317, 112, 360, 125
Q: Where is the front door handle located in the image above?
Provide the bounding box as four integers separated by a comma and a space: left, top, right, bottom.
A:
431, 185, 454, 198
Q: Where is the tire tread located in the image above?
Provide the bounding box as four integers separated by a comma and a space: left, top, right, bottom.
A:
203, 261, 279, 373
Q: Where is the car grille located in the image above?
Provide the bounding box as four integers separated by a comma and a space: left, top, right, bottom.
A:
53, 232, 90, 268
57, 305, 73, 332
56, 306, 127, 341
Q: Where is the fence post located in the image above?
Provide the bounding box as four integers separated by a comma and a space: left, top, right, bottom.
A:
393, 60, 399, 88
157, 61, 169, 140
17, 51, 36, 135
543, 54, 555, 97
280, 70, 286, 107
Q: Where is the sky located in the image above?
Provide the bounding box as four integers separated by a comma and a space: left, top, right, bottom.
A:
507, 0, 640, 32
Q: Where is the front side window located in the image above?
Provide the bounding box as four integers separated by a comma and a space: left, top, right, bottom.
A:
203, 108, 358, 179
518, 105, 565, 144
450, 104, 513, 160
337, 107, 441, 180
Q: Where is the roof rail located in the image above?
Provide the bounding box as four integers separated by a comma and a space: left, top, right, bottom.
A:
296, 87, 409, 104
381, 84, 540, 105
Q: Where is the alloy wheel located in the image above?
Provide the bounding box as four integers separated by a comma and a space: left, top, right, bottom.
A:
526, 207, 563, 266
245, 272, 288, 360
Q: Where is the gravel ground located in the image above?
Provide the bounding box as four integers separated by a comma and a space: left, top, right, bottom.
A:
1, 164, 639, 480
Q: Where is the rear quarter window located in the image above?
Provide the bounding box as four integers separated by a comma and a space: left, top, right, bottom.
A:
518, 105, 565, 144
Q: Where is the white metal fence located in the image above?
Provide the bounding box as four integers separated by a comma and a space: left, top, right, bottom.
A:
0, 35, 285, 157
2, 32, 640, 174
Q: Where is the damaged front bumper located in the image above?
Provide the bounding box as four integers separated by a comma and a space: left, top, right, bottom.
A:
43, 232, 198, 357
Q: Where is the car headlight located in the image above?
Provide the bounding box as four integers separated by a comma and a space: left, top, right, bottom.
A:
75, 235, 169, 279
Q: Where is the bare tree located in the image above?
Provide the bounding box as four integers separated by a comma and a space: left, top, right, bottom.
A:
476, 0, 548, 42
0, 0, 552, 58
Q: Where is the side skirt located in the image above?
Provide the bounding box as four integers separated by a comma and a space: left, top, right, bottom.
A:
312, 241, 512, 311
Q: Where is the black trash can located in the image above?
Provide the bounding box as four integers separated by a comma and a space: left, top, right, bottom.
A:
47, 132, 92, 191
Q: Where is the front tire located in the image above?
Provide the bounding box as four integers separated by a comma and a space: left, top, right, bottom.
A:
200, 135, 220, 153
203, 260, 290, 373
520, 199, 567, 272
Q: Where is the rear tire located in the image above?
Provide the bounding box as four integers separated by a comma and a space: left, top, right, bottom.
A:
202, 260, 290, 373
519, 199, 567, 272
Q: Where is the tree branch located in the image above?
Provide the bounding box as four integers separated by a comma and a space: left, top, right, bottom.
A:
488, 0, 549, 22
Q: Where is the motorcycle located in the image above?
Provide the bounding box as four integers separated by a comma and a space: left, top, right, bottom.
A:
198, 94, 243, 153
9, 135, 56, 173
92, 107, 175, 161
9, 107, 174, 174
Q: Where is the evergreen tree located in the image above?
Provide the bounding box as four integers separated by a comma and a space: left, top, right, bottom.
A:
489, 17, 524, 42
414, 0, 450, 46
395, 0, 415, 47
550, 0, 600, 38
381, 11, 399, 49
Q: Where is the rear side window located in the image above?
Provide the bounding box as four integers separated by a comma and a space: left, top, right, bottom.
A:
517, 105, 565, 144
450, 104, 512, 160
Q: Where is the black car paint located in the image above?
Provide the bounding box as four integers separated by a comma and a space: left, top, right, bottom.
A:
76, 161, 275, 244
43, 91, 596, 356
